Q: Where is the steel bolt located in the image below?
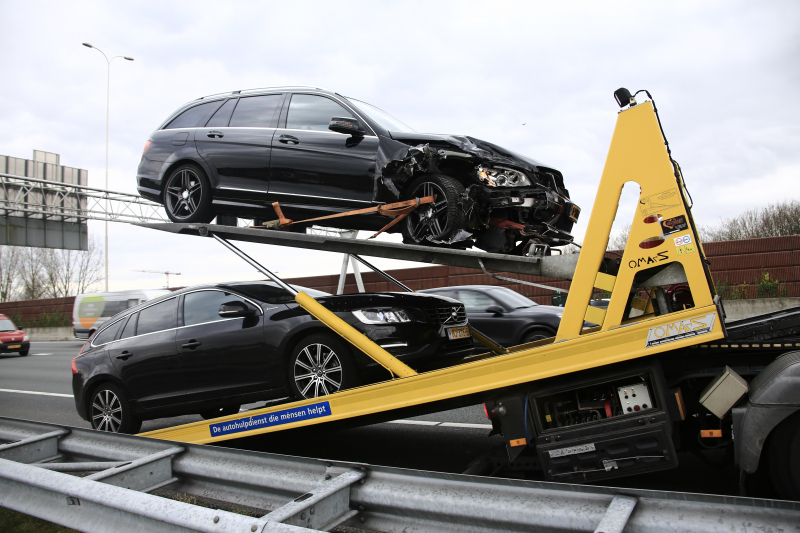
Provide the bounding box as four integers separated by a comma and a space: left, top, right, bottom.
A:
310, 507, 315, 515
301, 512, 306, 519
213, 516, 219, 523
251, 526, 257, 532
360, 517, 366, 523
325, 474, 332, 480
360, 478, 366, 484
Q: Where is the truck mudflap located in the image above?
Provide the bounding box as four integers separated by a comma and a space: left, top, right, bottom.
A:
733, 350, 800, 473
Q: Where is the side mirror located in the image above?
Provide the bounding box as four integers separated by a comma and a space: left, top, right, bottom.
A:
219, 301, 257, 318
328, 116, 364, 136
485, 305, 505, 316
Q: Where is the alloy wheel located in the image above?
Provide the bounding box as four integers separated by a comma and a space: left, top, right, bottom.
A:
92, 389, 123, 432
406, 181, 449, 242
294, 343, 343, 398
165, 168, 203, 220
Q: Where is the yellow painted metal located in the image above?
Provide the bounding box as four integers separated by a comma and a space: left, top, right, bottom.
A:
469, 325, 509, 354
556, 101, 714, 340
584, 305, 607, 326
294, 291, 417, 378
594, 272, 617, 292
138, 98, 724, 446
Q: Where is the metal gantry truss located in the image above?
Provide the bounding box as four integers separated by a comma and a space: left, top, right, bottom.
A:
0, 172, 168, 224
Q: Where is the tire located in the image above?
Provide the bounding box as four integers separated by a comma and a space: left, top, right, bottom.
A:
18, 349, 29, 357
200, 405, 240, 420
766, 410, 800, 500
522, 329, 552, 344
401, 174, 467, 245
289, 333, 360, 400
163, 163, 214, 223
89, 383, 142, 434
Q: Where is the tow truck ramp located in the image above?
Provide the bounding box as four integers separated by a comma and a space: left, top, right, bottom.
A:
1, 417, 798, 533
136, 99, 726, 449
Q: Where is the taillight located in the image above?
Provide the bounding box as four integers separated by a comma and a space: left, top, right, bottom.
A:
71, 357, 78, 375
142, 140, 152, 156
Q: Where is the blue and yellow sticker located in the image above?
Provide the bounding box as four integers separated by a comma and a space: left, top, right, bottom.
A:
209, 401, 331, 437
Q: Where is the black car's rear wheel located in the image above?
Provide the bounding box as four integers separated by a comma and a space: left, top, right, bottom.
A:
522, 329, 551, 344
289, 333, 360, 399
90, 383, 141, 434
401, 174, 467, 245
164, 164, 214, 223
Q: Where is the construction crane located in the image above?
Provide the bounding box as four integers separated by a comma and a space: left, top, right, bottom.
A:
132, 269, 181, 288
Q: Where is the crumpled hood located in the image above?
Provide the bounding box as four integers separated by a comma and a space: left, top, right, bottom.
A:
387, 131, 552, 173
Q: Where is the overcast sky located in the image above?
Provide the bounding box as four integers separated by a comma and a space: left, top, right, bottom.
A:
1, 1, 798, 292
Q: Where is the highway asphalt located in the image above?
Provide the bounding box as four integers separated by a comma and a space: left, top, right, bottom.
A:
0, 342, 742, 496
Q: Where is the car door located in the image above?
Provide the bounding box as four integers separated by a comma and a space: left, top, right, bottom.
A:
176, 289, 273, 403
106, 297, 184, 409
453, 289, 516, 346
195, 94, 285, 199
269, 93, 380, 207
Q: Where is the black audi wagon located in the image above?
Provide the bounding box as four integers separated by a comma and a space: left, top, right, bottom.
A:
71, 281, 471, 433
137, 86, 579, 255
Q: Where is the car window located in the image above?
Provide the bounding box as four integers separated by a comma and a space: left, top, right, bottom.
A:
287, 94, 353, 131
184, 290, 247, 326
488, 287, 536, 309
119, 313, 137, 339
229, 94, 283, 128
205, 98, 237, 127
93, 318, 124, 345
456, 290, 498, 313
0, 318, 17, 331
164, 101, 220, 130
136, 298, 177, 336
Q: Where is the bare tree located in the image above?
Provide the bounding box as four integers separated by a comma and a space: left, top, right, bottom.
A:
700, 200, 800, 242
607, 223, 631, 251
0, 246, 21, 302
17, 247, 48, 300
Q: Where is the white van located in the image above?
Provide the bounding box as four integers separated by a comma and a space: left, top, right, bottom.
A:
73, 290, 170, 339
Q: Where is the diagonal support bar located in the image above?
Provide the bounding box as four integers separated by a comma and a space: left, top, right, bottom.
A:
0, 429, 69, 464
593, 494, 638, 533
86, 446, 184, 493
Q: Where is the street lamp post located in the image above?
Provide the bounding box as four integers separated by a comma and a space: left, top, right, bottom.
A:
82, 42, 134, 292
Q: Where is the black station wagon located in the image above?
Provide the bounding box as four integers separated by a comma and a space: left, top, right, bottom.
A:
137, 86, 579, 255
71, 281, 472, 433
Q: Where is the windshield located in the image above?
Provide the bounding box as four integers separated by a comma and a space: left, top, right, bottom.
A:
347, 98, 416, 133
488, 287, 538, 309
0, 319, 18, 332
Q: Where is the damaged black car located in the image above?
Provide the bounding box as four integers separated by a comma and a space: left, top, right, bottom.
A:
137, 86, 580, 255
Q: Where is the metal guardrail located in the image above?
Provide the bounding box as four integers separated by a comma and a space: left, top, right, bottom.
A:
0, 417, 797, 532
0, 171, 168, 224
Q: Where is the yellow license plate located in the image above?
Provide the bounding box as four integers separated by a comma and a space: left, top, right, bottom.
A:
7, 345, 21, 349
447, 326, 470, 340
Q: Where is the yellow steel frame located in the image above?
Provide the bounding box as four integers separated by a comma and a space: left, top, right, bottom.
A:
140, 101, 724, 445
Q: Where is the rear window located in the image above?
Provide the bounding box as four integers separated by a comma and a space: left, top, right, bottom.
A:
229, 94, 283, 128
92, 319, 124, 345
164, 101, 221, 129
136, 298, 177, 336
205, 99, 236, 127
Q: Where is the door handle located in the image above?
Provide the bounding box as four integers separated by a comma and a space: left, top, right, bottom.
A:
116, 351, 132, 360
278, 135, 299, 145
207, 131, 224, 138
182, 340, 202, 349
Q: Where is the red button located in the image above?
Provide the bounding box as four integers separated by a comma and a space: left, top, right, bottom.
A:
634, 405, 640, 411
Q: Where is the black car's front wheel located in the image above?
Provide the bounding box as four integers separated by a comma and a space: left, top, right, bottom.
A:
401, 174, 467, 245
289, 333, 360, 400
163, 163, 214, 223
89, 383, 142, 434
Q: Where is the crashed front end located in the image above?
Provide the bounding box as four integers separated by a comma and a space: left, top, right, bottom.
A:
378, 135, 580, 255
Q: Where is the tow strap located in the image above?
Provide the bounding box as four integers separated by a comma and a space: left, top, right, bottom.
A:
252, 196, 435, 239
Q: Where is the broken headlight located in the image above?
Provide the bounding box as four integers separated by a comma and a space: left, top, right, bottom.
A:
476, 166, 532, 187
353, 308, 412, 324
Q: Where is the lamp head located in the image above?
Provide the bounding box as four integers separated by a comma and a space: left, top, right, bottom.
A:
82, 42, 93, 48
124, 56, 134, 61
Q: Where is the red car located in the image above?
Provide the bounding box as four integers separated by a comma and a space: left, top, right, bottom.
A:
0, 314, 29, 357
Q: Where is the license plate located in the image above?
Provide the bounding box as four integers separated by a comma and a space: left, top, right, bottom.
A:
447, 326, 470, 340
7, 345, 21, 349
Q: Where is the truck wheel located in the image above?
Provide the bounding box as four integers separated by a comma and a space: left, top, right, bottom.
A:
401, 175, 467, 245
766, 410, 800, 500
289, 333, 360, 400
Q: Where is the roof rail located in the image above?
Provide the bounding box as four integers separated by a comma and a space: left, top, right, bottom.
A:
196, 86, 331, 100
